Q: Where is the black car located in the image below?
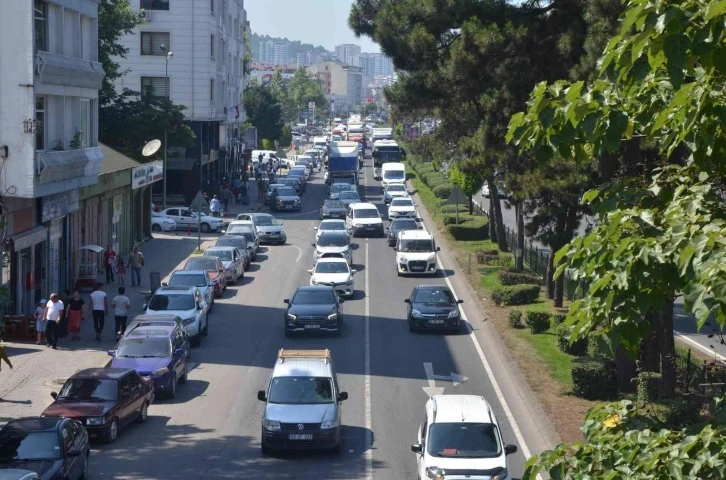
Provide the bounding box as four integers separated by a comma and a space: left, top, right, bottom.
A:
283, 286, 344, 337
405, 285, 463, 333
320, 199, 347, 219
386, 218, 420, 247
287, 171, 307, 193
0, 417, 90, 480
278, 177, 302, 194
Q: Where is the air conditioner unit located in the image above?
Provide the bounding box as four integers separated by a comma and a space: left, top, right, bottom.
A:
140, 9, 150, 21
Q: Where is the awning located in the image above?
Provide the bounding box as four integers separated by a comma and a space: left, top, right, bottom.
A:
37, 147, 105, 185
37, 51, 105, 90
11, 226, 48, 251
79, 245, 104, 253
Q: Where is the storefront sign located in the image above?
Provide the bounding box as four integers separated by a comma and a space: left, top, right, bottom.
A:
41, 189, 79, 223
11, 226, 48, 251
244, 127, 258, 150
113, 195, 122, 220
49, 218, 63, 240
131, 160, 163, 190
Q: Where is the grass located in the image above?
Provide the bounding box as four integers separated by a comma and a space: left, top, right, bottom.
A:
192, 248, 204, 254
517, 327, 574, 388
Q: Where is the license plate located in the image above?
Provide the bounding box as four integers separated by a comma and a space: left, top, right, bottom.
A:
412, 267, 425, 272
289, 434, 313, 440
429, 320, 445, 324
304, 324, 320, 329
286, 205, 293, 210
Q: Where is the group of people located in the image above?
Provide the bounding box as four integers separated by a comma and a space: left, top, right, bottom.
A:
202, 174, 251, 218
103, 245, 145, 287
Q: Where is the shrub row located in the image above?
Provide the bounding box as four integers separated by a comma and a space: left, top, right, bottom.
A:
446, 217, 489, 241
571, 357, 618, 400
491, 284, 540, 306
508, 309, 524, 328
525, 310, 550, 334
442, 214, 475, 226
432, 183, 453, 199
637, 372, 661, 403
440, 204, 469, 214
498, 270, 543, 286
555, 324, 587, 355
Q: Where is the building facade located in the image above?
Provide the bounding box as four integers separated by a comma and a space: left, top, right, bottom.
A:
0, 0, 106, 315
334, 43, 361, 67
306, 60, 363, 115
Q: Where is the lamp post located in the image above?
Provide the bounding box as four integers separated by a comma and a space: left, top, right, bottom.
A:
160, 44, 173, 209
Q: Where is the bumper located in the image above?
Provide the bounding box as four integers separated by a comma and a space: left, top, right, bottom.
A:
144, 372, 174, 392
224, 270, 237, 281
275, 203, 302, 211
322, 212, 346, 219
259, 233, 287, 243
410, 316, 461, 330
184, 321, 200, 338
85, 424, 111, 439
286, 321, 340, 334
351, 225, 384, 237
212, 282, 223, 296
262, 427, 340, 450
398, 262, 437, 275
312, 283, 354, 297
159, 223, 177, 231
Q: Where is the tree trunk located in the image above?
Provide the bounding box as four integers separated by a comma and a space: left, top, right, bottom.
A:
490, 184, 508, 252
515, 201, 524, 270
616, 347, 637, 393
640, 311, 661, 373
545, 247, 555, 299
468, 194, 473, 215
659, 295, 677, 399
488, 187, 497, 242
554, 262, 565, 308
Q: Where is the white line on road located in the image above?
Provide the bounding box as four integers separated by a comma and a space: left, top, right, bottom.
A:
364, 240, 373, 480
290, 245, 303, 263
675, 332, 726, 362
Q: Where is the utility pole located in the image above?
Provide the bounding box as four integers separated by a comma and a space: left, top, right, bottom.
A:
160, 44, 173, 210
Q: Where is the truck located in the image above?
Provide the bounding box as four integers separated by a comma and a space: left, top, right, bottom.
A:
346, 121, 367, 150
327, 141, 359, 185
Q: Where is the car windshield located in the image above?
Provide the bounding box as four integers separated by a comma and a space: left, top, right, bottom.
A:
58, 378, 118, 402
276, 188, 297, 196
391, 198, 414, 207
253, 216, 276, 226
297, 160, 311, 166
324, 200, 346, 209
384, 170, 405, 180
340, 192, 360, 200
169, 273, 207, 288
400, 239, 434, 252
427, 423, 502, 458
290, 168, 306, 175
117, 337, 172, 358
387, 184, 406, 192
216, 237, 245, 248
227, 225, 255, 235
204, 250, 233, 261
355, 209, 379, 219
331, 184, 350, 192
267, 377, 334, 405
414, 288, 456, 304
316, 262, 349, 274
0, 430, 61, 462
184, 258, 218, 271
318, 234, 349, 247
392, 219, 419, 231
267, 185, 284, 193
292, 289, 337, 304
149, 294, 195, 311
320, 221, 346, 231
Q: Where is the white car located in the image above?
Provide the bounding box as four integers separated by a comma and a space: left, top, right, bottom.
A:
346, 202, 384, 237
314, 219, 349, 241
145, 286, 209, 347
395, 229, 439, 276
383, 184, 410, 203
308, 257, 356, 297
412, 395, 518, 480
203, 247, 245, 284
151, 211, 177, 232
159, 208, 224, 233
313, 231, 353, 266
388, 197, 418, 219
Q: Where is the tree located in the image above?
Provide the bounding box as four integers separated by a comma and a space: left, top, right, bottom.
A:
285, 69, 328, 123
243, 80, 283, 142
448, 163, 485, 215
98, 0, 144, 105
280, 125, 292, 148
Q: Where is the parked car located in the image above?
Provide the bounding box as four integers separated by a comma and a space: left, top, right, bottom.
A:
42, 368, 154, 444
283, 286, 345, 337
235, 213, 287, 244
144, 286, 209, 347
215, 236, 253, 267
166, 270, 215, 312
308, 258, 356, 297
264, 184, 286, 205
270, 187, 302, 212
109, 322, 189, 398
158, 208, 224, 233
181, 256, 227, 296
405, 285, 463, 333
0, 417, 90, 480
125, 314, 190, 358
151, 211, 177, 232
320, 199, 348, 220
203, 247, 245, 284
224, 221, 259, 259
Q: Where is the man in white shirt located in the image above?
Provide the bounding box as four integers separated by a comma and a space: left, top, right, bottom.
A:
43, 293, 64, 349
112, 286, 131, 340
90, 283, 108, 342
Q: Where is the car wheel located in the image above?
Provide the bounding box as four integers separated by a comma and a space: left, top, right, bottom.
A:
80, 454, 89, 480
261, 437, 271, 456
179, 360, 188, 384
200, 223, 211, 233
104, 418, 119, 443
229, 274, 236, 285
152, 223, 162, 232
168, 376, 177, 399
191, 334, 201, 347
202, 315, 209, 336
136, 401, 149, 423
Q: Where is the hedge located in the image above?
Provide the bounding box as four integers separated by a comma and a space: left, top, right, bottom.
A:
550, 312, 567, 326
440, 204, 469, 214
442, 214, 475, 225
498, 270, 543, 287
425, 175, 447, 189
555, 324, 587, 355
525, 310, 551, 334
571, 356, 618, 400
447, 217, 490, 241
637, 372, 661, 403
417, 163, 435, 175
433, 183, 454, 199
508, 309, 524, 328
586, 333, 612, 358
491, 284, 540, 306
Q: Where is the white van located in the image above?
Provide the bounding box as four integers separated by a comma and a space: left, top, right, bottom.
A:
395, 229, 440, 276
345, 202, 384, 237
380, 163, 406, 190
313, 136, 328, 149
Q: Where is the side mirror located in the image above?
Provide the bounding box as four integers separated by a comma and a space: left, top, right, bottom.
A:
161, 282, 168, 286
311, 242, 316, 247
257, 390, 267, 402
107, 350, 115, 356
313, 226, 318, 230
505, 444, 518, 455
142, 303, 148, 310
350, 269, 357, 273
436, 247, 441, 251
338, 299, 345, 304
337, 392, 349, 402
404, 299, 411, 304
67, 449, 82, 457
51, 392, 58, 399
174, 348, 186, 356
283, 299, 290, 304
457, 299, 464, 304
411, 443, 423, 454
307, 269, 313, 274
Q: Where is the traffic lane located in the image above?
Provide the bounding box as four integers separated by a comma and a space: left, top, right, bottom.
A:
673, 298, 726, 360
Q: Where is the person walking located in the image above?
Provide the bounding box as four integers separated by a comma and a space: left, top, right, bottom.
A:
209, 195, 222, 217
220, 186, 233, 213
90, 283, 108, 342
58, 290, 70, 338
127, 247, 144, 287
43, 293, 64, 349
116, 256, 126, 286
0, 342, 12, 372
239, 179, 250, 205
257, 176, 265, 201
34, 299, 47, 345
112, 287, 131, 340
65, 290, 85, 341
103, 245, 116, 284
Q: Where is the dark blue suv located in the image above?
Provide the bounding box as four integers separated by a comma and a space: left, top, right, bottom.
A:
108, 323, 189, 399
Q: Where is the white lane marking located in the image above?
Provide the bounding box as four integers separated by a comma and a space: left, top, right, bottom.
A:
364, 240, 373, 480
675, 332, 726, 362
423, 362, 468, 385
291, 245, 303, 263
422, 363, 445, 397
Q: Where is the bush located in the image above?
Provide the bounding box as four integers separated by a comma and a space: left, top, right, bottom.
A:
447, 217, 490, 241
640, 400, 698, 428
555, 324, 587, 355
491, 284, 540, 306
440, 204, 469, 214
425, 174, 447, 189
477, 254, 500, 265
432, 183, 454, 199
498, 269, 543, 286
442, 214, 475, 225
417, 163, 435, 175
637, 372, 662, 403
508, 309, 524, 329
525, 310, 551, 334
587, 333, 612, 358
571, 356, 618, 400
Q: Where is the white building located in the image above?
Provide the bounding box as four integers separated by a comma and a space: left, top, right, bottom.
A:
335, 43, 361, 67
272, 43, 288, 66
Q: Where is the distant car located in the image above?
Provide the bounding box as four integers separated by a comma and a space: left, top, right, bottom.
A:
159, 208, 224, 233
0, 417, 90, 480
388, 197, 417, 219
314, 219, 349, 241
42, 368, 154, 444
144, 286, 209, 346
203, 247, 245, 284
386, 217, 420, 247
329, 183, 355, 200
109, 322, 189, 398
383, 184, 409, 204
313, 232, 353, 266
277, 177, 302, 194
320, 199, 348, 219
405, 285, 463, 333
308, 257, 356, 297
224, 221, 260, 259
166, 270, 215, 312
182, 256, 227, 296
338, 190, 361, 207
151, 211, 177, 232
271, 187, 302, 212
287, 170, 307, 193
283, 286, 345, 337
236, 213, 287, 244
215, 235, 254, 267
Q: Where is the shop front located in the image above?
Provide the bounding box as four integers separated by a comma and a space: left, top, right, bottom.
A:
131, 160, 162, 241
41, 189, 78, 295
9, 226, 48, 317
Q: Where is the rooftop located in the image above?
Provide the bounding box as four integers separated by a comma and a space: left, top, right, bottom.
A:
431, 395, 496, 425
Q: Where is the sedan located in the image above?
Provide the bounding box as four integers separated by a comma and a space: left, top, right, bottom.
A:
313, 232, 353, 265
338, 190, 361, 207
236, 213, 287, 244
0, 417, 90, 480
383, 184, 410, 203
166, 270, 215, 312
151, 211, 177, 232
283, 286, 344, 337
264, 184, 286, 205
144, 286, 209, 346
308, 258, 356, 297
42, 368, 154, 444
329, 183, 354, 199
388, 197, 417, 219
182, 256, 227, 296
215, 236, 252, 268
159, 208, 224, 233
320, 199, 347, 219
287, 171, 307, 193
314, 219, 350, 242
386, 217, 420, 247
203, 247, 245, 284
405, 285, 464, 333
271, 187, 302, 212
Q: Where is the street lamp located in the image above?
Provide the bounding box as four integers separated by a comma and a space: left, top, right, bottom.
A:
160, 44, 173, 209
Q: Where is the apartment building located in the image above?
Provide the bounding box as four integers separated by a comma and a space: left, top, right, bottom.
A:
334, 43, 361, 67
306, 60, 363, 115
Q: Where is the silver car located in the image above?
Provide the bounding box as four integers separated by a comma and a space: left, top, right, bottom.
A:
383, 184, 409, 203
203, 247, 245, 284
236, 213, 287, 244
313, 232, 353, 265
166, 270, 215, 312
338, 190, 361, 207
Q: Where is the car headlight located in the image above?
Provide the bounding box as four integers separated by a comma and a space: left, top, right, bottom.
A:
226, 265, 235, 272
353, 222, 363, 228
412, 309, 423, 318
400, 255, 408, 263
327, 312, 339, 320
426, 467, 444, 480
320, 419, 339, 429
151, 367, 169, 377
428, 254, 437, 262
86, 417, 104, 426
264, 419, 281, 431
294, 199, 301, 204
448, 308, 460, 318
346, 278, 353, 286
286, 313, 297, 321
163, 220, 172, 225
182, 317, 195, 325
493, 468, 509, 480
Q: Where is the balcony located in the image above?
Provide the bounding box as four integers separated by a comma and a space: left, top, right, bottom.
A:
36, 147, 104, 185
36, 51, 105, 90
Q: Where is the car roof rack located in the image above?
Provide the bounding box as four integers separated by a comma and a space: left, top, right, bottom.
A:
278, 348, 330, 363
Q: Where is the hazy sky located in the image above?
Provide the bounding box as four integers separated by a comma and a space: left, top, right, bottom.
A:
245, 0, 381, 53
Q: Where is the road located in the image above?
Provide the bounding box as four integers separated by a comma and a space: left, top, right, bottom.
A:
89, 156, 549, 479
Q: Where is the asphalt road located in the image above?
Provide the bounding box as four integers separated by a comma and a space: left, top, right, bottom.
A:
89, 157, 537, 479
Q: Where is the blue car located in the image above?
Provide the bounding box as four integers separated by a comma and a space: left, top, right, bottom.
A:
108, 323, 189, 399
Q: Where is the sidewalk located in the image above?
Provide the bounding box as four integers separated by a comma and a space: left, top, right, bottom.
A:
0, 234, 216, 421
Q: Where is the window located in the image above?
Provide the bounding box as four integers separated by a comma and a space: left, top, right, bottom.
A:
35, 96, 45, 151
79, 99, 90, 148
141, 0, 169, 10
210, 79, 215, 101
140, 32, 170, 56
34, 0, 47, 52
141, 77, 170, 98
210, 34, 216, 58
210, 0, 215, 14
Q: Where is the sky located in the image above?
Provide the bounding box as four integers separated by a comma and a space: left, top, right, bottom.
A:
245, 0, 381, 53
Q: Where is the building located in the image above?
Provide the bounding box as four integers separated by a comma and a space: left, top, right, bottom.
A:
114, 0, 249, 204
335, 44, 361, 67
306, 60, 363, 115
249, 64, 297, 85
0, 0, 107, 315
272, 43, 288, 66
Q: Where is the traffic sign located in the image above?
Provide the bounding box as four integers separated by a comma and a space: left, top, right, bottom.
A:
189, 190, 206, 212
446, 186, 468, 205
308, 102, 316, 109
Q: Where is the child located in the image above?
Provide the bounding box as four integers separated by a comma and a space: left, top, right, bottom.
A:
34, 299, 47, 345
116, 256, 126, 286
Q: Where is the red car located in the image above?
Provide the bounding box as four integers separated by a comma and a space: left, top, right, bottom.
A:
182, 255, 227, 297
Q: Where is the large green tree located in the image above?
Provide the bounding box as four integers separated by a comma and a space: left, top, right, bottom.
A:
244, 79, 284, 142
98, 0, 144, 105
285, 69, 328, 123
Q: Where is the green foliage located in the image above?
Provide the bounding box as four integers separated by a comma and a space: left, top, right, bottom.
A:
570, 357, 618, 401
261, 139, 276, 151
244, 80, 284, 142
446, 217, 489, 241
98, 0, 144, 105
442, 213, 475, 226
637, 372, 662, 404
587, 332, 613, 359
449, 164, 484, 198
416, 163, 435, 175
279, 69, 329, 122
440, 204, 468, 214
491, 284, 540, 306
498, 270, 542, 287
280, 125, 292, 147
550, 313, 567, 327
242, 30, 252, 77
555, 324, 587, 355
425, 175, 446, 189
525, 310, 551, 334
508, 309, 524, 328
432, 183, 453, 199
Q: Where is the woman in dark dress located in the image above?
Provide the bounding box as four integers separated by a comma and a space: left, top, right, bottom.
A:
65, 290, 86, 341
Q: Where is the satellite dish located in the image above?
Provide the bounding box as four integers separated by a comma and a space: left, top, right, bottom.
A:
142, 139, 162, 157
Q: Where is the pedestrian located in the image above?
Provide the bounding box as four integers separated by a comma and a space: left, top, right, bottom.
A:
127, 247, 144, 287
239, 180, 250, 205
0, 342, 12, 372
90, 283, 108, 342
43, 293, 64, 349
65, 290, 85, 341
257, 176, 265, 201
204, 192, 211, 206
58, 289, 70, 338
116, 256, 126, 286
34, 299, 47, 345
258, 152, 264, 166
112, 286, 131, 340
104, 244, 116, 283
221, 186, 232, 213
210, 195, 222, 217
